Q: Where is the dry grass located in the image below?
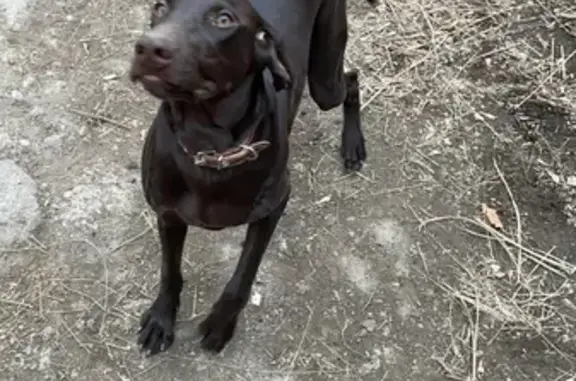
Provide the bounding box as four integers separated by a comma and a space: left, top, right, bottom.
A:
347, 0, 576, 116
412, 161, 576, 380
421, 210, 575, 375
342, 0, 576, 379
411, 159, 576, 381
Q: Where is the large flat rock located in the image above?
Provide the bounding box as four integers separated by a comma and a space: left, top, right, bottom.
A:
0, 159, 40, 247
0, 0, 32, 29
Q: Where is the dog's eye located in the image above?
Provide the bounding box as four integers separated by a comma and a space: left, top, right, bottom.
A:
255, 30, 267, 42
152, 1, 168, 18
212, 11, 235, 28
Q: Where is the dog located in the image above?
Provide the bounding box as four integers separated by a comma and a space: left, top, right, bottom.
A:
129, 0, 374, 356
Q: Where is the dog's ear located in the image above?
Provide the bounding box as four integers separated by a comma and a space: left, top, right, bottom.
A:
255, 30, 291, 91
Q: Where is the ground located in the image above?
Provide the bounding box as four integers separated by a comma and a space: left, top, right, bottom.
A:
0, 0, 575, 380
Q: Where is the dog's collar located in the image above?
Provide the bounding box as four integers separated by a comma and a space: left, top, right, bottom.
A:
179, 129, 270, 170
178, 73, 274, 171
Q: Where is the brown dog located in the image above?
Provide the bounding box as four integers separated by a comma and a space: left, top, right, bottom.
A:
129, 0, 373, 356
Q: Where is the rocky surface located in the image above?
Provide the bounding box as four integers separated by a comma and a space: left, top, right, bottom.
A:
0, 159, 40, 247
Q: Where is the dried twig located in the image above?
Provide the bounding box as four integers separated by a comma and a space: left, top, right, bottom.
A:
69, 108, 131, 130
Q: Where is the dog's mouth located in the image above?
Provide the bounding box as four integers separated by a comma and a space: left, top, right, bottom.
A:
131, 73, 170, 99
132, 72, 219, 102
140, 74, 164, 91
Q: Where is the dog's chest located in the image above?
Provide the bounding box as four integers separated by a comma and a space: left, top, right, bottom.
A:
169, 161, 272, 229
173, 192, 253, 229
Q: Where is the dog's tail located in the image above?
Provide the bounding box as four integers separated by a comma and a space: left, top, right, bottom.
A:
365, 0, 378, 5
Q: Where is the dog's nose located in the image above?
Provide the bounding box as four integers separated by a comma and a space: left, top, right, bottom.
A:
135, 34, 174, 66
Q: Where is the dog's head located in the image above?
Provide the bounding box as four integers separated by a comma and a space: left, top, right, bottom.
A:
129, 0, 291, 103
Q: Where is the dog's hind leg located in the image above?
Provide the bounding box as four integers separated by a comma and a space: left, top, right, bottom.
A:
341, 70, 367, 171
198, 196, 289, 353
308, 0, 367, 171
138, 213, 187, 356
307, 0, 348, 112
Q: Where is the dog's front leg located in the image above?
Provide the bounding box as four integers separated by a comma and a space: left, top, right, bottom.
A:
138, 213, 187, 356
199, 197, 289, 353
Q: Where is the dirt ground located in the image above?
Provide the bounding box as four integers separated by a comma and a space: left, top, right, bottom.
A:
1, 0, 575, 380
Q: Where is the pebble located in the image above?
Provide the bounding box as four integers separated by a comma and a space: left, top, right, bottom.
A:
362, 319, 377, 332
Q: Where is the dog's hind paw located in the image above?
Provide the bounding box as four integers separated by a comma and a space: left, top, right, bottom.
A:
341, 126, 367, 171
138, 305, 176, 356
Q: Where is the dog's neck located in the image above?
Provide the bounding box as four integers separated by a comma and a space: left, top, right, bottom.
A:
170, 74, 262, 154
210, 76, 255, 129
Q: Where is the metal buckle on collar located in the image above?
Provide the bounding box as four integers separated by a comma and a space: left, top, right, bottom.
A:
239, 144, 259, 161
192, 150, 212, 165
192, 151, 207, 166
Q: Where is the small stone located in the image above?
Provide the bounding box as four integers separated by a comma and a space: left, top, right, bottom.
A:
10, 90, 23, 100
361, 319, 377, 332
250, 291, 262, 307
279, 237, 288, 252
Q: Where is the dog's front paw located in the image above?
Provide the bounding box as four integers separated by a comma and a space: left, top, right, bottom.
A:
198, 311, 238, 353
198, 295, 243, 353
138, 304, 176, 356
341, 126, 366, 171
